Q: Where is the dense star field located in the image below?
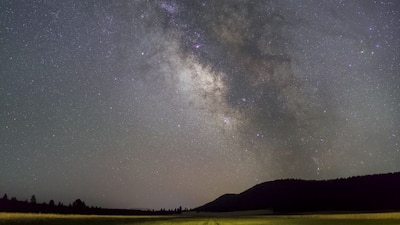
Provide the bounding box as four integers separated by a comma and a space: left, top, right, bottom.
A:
1, 0, 399, 209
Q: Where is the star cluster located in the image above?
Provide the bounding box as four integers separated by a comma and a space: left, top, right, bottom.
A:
1, 0, 399, 209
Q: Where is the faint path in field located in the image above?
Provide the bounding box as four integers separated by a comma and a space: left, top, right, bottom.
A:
201, 218, 220, 225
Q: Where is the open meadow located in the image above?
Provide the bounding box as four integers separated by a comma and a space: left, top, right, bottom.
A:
1, 212, 400, 225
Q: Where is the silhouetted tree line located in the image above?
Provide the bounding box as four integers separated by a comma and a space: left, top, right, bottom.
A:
0, 194, 186, 215
196, 172, 400, 213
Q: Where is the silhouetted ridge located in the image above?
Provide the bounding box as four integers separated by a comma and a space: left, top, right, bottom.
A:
195, 172, 400, 213
215, 194, 237, 202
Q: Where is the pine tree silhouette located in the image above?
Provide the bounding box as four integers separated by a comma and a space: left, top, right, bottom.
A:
30, 195, 36, 204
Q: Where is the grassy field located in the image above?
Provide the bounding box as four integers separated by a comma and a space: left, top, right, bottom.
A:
1, 212, 400, 224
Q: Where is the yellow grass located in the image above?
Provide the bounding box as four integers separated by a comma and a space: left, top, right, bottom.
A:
1, 211, 400, 225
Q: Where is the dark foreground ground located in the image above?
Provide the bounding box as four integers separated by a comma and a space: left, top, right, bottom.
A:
1, 212, 400, 225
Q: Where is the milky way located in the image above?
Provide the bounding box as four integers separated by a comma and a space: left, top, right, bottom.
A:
1, 0, 400, 209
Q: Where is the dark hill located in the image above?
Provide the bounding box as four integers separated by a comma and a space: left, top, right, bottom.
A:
195, 172, 400, 213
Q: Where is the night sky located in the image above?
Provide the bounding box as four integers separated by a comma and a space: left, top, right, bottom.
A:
1, 0, 400, 210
